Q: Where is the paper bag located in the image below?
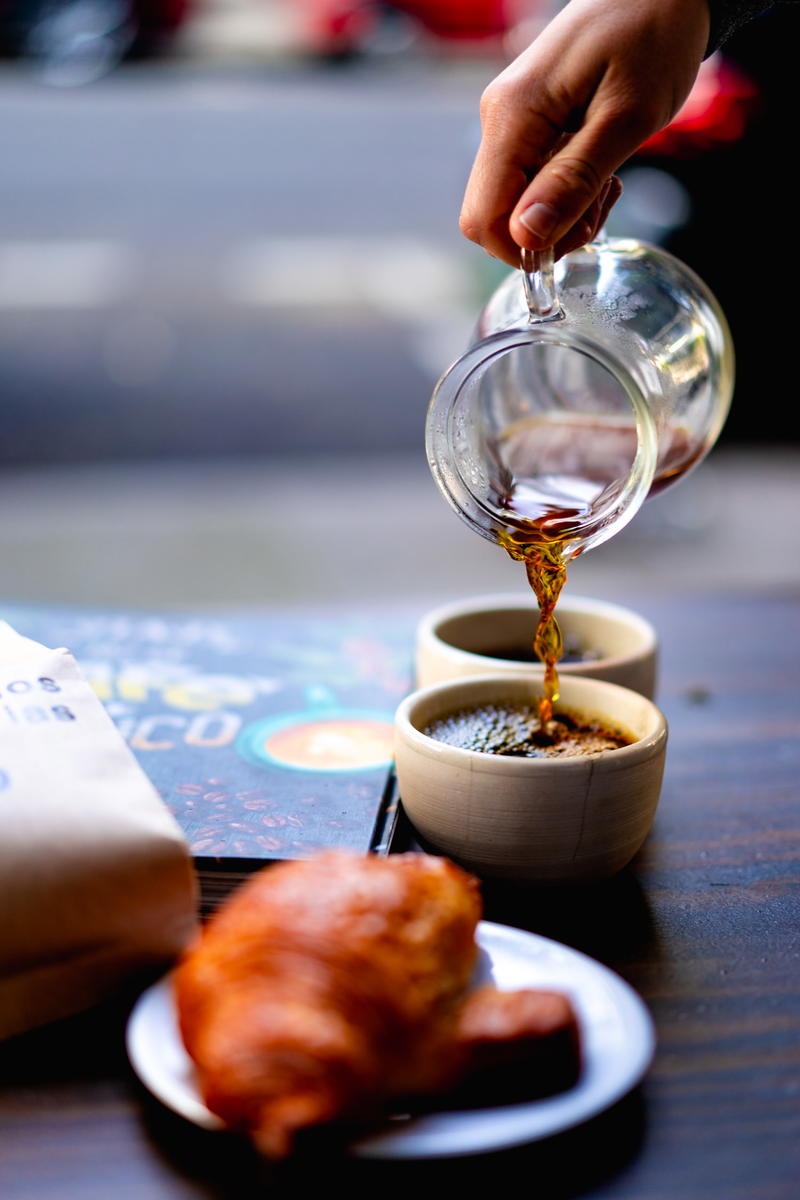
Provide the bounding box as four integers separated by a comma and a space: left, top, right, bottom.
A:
0, 621, 198, 1039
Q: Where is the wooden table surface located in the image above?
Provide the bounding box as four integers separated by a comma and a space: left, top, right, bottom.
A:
1, 591, 798, 1199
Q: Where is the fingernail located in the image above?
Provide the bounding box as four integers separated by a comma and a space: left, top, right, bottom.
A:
519, 201, 559, 243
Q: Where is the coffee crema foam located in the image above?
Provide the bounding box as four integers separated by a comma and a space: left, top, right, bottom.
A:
423, 701, 633, 759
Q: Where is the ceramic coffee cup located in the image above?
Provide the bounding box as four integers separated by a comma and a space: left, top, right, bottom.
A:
394, 673, 667, 884
415, 593, 658, 698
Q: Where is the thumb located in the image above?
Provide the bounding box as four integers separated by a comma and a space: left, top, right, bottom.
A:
509, 122, 643, 250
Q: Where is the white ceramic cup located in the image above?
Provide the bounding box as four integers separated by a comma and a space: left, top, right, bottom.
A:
394, 673, 668, 885
415, 592, 658, 698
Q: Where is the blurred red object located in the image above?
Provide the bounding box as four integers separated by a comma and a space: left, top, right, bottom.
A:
390, 0, 508, 39
292, 0, 533, 57
638, 55, 761, 158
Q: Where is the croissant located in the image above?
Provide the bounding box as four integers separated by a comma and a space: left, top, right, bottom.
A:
174, 850, 580, 1158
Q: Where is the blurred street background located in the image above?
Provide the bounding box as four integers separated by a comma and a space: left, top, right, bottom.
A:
0, 0, 798, 618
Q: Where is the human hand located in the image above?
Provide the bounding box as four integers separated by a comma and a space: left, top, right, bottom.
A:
460, 0, 711, 265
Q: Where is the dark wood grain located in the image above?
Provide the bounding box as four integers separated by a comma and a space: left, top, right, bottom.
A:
1, 592, 798, 1199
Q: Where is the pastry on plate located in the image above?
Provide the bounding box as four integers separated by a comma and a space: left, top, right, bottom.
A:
174, 850, 580, 1157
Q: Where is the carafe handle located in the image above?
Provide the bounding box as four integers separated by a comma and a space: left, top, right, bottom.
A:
521, 246, 564, 324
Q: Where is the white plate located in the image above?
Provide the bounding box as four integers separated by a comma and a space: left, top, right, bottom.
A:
125, 921, 655, 1159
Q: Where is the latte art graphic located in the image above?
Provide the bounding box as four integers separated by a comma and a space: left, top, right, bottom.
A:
236, 710, 396, 774
265, 718, 395, 771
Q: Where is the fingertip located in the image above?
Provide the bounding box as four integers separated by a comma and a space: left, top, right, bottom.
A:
512, 192, 584, 253
494, 244, 528, 269
517, 201, 560, 247
472, 218, 531, 268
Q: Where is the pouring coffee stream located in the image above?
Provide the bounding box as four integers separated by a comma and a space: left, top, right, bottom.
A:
496, 247, 586, 730
426, 235, 735, 730
504, 247, 582, 726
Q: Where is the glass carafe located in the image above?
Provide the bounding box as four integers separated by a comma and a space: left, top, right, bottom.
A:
426, 236, 734, 562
